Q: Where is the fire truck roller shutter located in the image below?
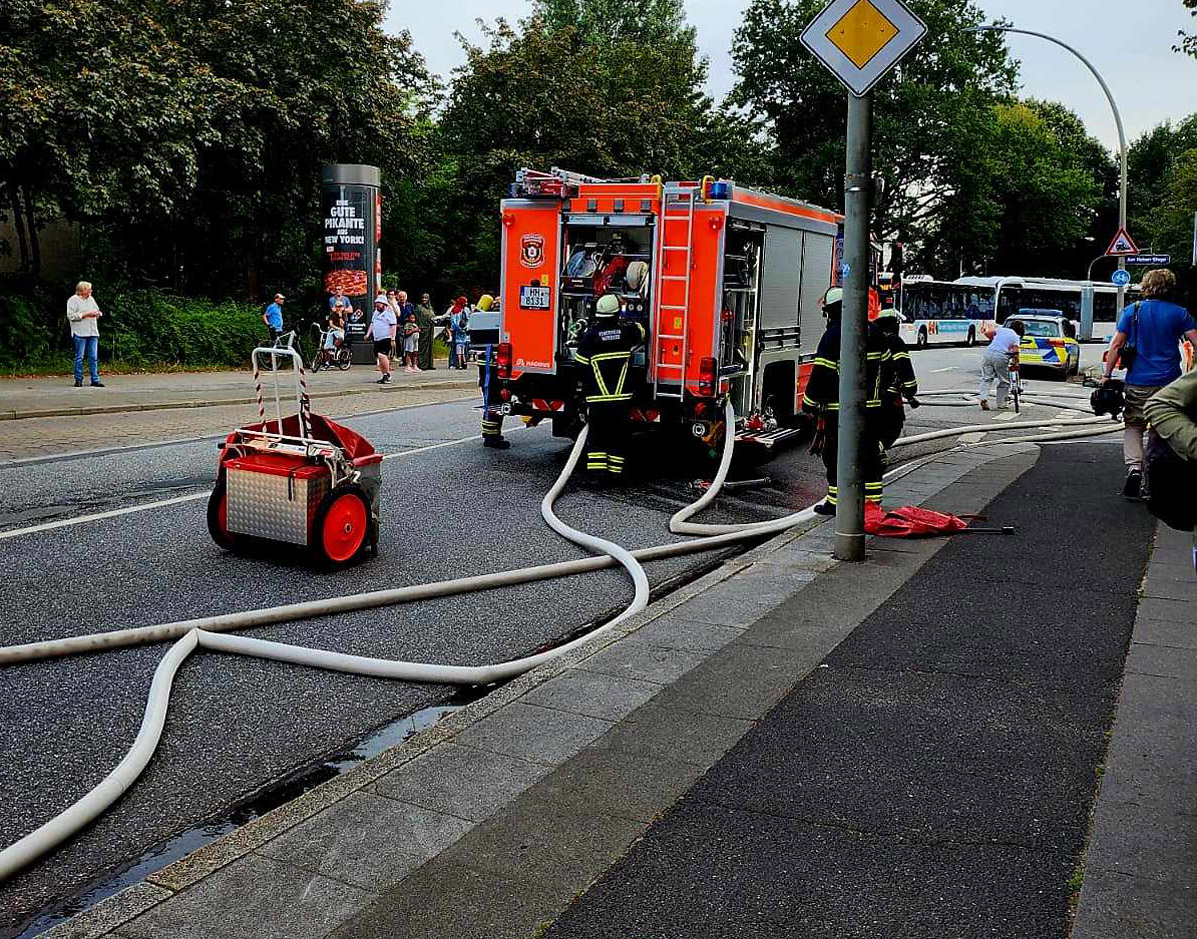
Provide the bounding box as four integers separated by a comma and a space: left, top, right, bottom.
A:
799, 231, 835, 352
759, 227, 802, 332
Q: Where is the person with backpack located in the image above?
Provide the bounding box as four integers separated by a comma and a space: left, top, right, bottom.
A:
1102, 268, 1197, 499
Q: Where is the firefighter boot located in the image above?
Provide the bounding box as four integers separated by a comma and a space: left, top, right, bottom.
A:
482, 412, 510, 449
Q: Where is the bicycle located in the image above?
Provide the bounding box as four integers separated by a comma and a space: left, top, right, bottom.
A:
1007, 353, 1022, 415
311, 323, 352, 372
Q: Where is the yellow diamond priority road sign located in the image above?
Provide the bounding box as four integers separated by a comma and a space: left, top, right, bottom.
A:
801, 0, 927, 96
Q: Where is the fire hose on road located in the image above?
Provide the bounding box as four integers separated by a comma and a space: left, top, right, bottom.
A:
0, 404, 1123, 883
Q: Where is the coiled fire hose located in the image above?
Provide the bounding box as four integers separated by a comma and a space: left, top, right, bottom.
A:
0, 402, 1122, 882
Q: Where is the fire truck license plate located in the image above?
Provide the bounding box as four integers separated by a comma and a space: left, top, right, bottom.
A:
519, 285, 551, 310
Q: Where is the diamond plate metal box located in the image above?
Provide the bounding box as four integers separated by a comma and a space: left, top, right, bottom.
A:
226, 459, 330, 545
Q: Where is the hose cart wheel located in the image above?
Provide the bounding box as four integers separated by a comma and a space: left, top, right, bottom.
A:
206, 477, 238, 552
312, 485, 372, 568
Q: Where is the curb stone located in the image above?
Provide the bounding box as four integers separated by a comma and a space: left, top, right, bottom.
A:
36, 443, 1039, 939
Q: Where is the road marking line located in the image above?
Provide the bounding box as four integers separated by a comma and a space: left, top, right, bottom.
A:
930, 366, 958, 373
0, 426, 536, 542
957, 431, 987, 444
994, 411, 1017, 422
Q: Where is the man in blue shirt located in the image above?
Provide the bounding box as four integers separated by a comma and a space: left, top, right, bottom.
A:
1103, 269, 1197, 498
262, 293, 285, 343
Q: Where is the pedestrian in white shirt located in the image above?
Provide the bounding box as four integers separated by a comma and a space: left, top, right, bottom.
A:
976, 321, 1025, 410
368, 294, 397, 384
66, 281, 104, 387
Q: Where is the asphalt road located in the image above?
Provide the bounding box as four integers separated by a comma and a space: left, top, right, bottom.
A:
0, 346, 1097, 933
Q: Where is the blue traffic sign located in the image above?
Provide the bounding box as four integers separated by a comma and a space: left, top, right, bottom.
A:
1126, 254, 1171, 265
1111, 269, 1131, 287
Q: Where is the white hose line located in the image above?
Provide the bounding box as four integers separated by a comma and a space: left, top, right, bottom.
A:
893, 416, 1115, 448
918, 387, 1092, 400
0, 632, 198, 883
0, 413, 1114, 668
0, 426, 655, 881
0, 408, 1125, 883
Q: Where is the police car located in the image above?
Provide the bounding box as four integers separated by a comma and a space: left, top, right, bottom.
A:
1005, 310, 1081, 379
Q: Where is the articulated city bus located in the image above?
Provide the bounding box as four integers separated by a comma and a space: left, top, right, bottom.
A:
899, 275, 1136, 348
897, 279, 995, 349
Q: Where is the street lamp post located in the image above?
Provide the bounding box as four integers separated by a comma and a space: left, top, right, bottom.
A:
968, 25, 1130, 327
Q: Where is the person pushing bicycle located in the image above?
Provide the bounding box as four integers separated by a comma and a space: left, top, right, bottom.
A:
977, 320, 1025, 411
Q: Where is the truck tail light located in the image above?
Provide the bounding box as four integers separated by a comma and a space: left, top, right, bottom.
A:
497, 342, 512, 379
698, 356, 717, 397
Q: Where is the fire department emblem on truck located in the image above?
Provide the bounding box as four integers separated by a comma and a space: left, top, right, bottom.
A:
520, 233, 545, 269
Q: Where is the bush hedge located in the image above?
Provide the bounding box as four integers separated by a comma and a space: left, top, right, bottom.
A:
0, 279, 266, 374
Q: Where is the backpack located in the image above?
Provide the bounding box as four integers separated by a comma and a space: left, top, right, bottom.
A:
1146, 429, 1197, 532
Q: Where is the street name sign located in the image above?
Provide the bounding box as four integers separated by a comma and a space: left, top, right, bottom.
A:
1111, 269, 1131, 287
800, 0, 928, 97
1125, 254, 1171, 266
1105, 226, 1140, 257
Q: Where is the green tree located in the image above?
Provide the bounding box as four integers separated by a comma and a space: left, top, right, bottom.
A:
1128, 115, 1197, 242
414, 1, 710, 293
729, 0, 1017, 250
924, 99, 1111, 277
0, 0, 432, 298
1143, 149, 1197, 268
1179, 0, 1196, 58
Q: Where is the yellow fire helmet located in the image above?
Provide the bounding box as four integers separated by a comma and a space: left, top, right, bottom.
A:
477, 294, 494, 312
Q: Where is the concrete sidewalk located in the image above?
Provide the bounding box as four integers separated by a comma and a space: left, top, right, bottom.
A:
34, 441, 1184, 939
0, 360, 472, 421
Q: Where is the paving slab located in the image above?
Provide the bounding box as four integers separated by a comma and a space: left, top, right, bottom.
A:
516, 667, 661, 721
327, 860, 563, 939
121, 853, 374, 939
451, 701, 614, 766
577, 639, 709, 684
1073, 522, 1197, 935
368, 743, 552, 822
255, 791, 472, 891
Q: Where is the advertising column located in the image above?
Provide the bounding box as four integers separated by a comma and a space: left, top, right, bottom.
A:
321, 164, 381, 363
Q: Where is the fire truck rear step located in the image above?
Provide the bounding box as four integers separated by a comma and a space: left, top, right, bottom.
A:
736, 426, 805, 450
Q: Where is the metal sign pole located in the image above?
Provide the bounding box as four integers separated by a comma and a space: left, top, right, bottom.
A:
835, 91, 873, 562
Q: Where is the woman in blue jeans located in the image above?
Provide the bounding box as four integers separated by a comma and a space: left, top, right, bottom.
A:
66, 281, 104, 387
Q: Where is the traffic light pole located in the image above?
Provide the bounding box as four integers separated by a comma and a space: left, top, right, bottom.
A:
834, 91, 873, 563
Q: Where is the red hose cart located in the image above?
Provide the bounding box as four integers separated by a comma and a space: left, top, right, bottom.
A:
207, 334, 383, 567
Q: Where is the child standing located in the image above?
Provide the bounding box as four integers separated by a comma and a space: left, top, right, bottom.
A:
451, 306, 471, 369
403, 311, 420, 373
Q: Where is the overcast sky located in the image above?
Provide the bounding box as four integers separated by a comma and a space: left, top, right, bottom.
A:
390, 0, 1197, 151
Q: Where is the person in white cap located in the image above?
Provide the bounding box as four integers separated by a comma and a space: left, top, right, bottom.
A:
368, 294, 397, 384
574, 292, 646, 478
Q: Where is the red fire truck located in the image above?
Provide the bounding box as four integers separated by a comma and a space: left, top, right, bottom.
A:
490, 168, 844, 454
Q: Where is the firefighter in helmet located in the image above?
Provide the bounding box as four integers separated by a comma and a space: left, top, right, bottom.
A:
801, 287, 894, 514
575, 292, 646, 477
871, 309, 920, 450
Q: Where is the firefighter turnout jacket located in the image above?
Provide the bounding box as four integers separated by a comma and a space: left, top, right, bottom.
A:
574, 319, 647, 403
801, 319, 895, 419
877, 326, 918, 404
801, 317, 895, 507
